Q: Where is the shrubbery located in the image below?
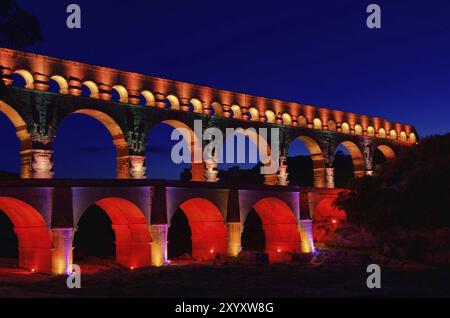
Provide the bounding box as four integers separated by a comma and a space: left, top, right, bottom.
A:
335, 134, 450, 231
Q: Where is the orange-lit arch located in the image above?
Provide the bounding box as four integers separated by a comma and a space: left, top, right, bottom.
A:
13, 69, 34, 89
211, 102, 223, 116
231, 105, 242, 119
367, 126, 375, 136
93, 197, 152, 268
282, 113, 292, 126
226, 127, 273, 176
166, 95, 180, 110
292, 135, 326, 188
160, 119, 201, 159
50, 75, 69, 94
0, 100, 32, 178
265, 110, 276, 123
389, 130, 398, 140
248, 107, 259, 121
341, 122, 350, 134
313, 118, 322, 130
112, 85, 129, 103
66, 109, 129, 178
190, 98, 203, 113
298, 116, 307, 127
327, 120, 337, 131
378, 128, 387, 138
82, 81, 99, 98
354, 124, 363, 135
377, 145, 396, 160
409, 133, 417, 143
0, 197, 52, 273
251, 198, 300, 262
337, 141, 365, 177
176, 198, 227, 261
141, 90, 155, 106
400, 131, 407, 142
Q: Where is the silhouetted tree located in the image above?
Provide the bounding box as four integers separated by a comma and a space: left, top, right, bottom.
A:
0, 0, 42, 96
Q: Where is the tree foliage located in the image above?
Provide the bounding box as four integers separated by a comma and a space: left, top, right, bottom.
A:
335, 134, 450, 231
0, 0, 42, 48
0, 0, 42, 97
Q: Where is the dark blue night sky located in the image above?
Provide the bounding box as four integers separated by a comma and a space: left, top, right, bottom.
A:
1, 0, 449, 178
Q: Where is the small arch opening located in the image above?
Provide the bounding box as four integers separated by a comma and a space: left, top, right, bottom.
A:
141, 90, 155, 106
12, 70, 33, 89
341, 122, 350, 134
313, 118, 322, 130
82, 81, 99, 98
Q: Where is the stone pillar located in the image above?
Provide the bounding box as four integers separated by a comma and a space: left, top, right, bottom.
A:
313, 168, 326, 188
222, 104, 231, 118
298, 219, 315, 253
205, 160, 219, 182
180, 98, 190, 112
98, 83, 112, 101
129, 156, 147, 179
32, 149, 54, 179
325, 167, 335, 189
365, 170, 374, 176
51, 228, 74, 275
277, 156, 289, 186
128, 90, 141, 105
20, 149, 33, 179
227, 222, 241, 257
116, 156, 130, 179
154, 93, 166, 109
264, 173, 278, 186
191, 162, 206, 182
1, 67, 13, 86
150, 224, 168, 266
68, 77, 82, 96
33, 73, 49, 91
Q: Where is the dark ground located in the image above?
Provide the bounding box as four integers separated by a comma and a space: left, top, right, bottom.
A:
0, 250, 449, 298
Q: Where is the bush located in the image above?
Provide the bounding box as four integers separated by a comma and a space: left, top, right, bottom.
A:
335, 134, 450, 231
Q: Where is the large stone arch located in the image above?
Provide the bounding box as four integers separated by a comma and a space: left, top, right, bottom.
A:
58, 109, 129, 179
219, 126, 275, 184
0, 100, 32, 178
0, 197, 52, 273
170, 198, 227, 261
377, 144, 396, 160
75, 197, 152, 269
289, 135, 326, 188
146, 119, 204, 181
336, 140, 365, 178
249, 198, 301, 262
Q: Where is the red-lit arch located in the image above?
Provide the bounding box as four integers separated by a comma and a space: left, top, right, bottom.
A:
252, 198, 300, 262
313, 196, 346, 242
92, 198, 152, 268
177, 198, 227, 261
0, 197, 52, 273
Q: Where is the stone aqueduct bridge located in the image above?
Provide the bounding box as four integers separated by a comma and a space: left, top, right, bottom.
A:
0, 49, 418, 274
0, 179, 340, 275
